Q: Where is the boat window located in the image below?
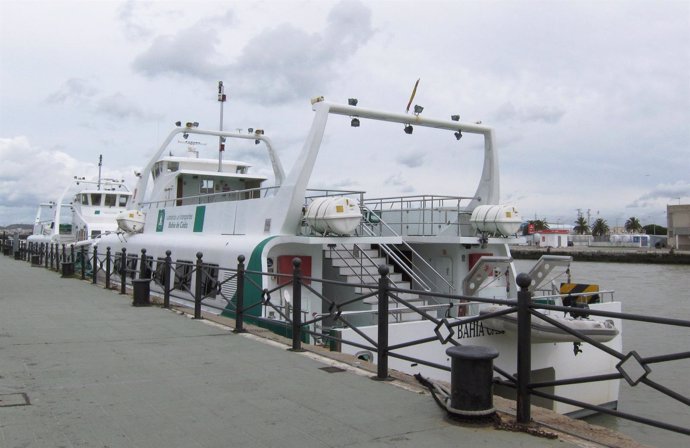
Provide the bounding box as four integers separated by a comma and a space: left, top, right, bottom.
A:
153, 257, 168, 286
201, 263, 219, 298
90, 193, 102, 206
90, 230, 101, 238
168, 162, 179, 172
126, 254, 138, 279
235, 166, 247, 174
174, 260, 193, 291
113, 253, 122, 275
118, 195, 129, 207
81, 194, 89, 204
104, 194, 116, 207
152, 162, 162, 179
200, 179, 214, 195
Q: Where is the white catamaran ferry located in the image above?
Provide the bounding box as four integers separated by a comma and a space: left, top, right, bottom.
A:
94, 96, 622, 416
27, 157, 132, 247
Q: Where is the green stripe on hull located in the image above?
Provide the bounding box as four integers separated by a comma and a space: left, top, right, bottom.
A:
221, 236, 275, 319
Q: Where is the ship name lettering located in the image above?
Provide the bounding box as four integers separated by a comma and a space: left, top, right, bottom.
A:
457, 321, 505, 339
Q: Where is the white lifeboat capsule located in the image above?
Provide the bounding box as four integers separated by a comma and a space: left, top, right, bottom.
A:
470, 205, 521, 236
304, 197, 361, 236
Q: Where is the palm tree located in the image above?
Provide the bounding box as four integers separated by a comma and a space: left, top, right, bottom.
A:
624, 216, 642, 233
573, 216, 590, 235
529, 219, 550, 231
591, 218, 610, 236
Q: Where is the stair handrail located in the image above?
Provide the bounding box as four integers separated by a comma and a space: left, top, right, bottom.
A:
360, 205, 455, 294
327, 243, 403, 291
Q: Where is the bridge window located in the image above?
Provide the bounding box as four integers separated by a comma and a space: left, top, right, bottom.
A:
118, 195, 129, 207
200, 179, 214, 195
104, 194, 116, 207
90, 193, 102, 206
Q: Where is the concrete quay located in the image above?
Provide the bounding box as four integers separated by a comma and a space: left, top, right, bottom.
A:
511, 245, 690, 264
0, 254, 646, 448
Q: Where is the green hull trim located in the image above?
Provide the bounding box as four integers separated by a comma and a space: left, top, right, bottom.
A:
221, 236, 275, 319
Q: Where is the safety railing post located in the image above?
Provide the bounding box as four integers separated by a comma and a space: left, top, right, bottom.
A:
139, 248, 148, 279
194, 252, 203, 319
120, 248, 127, 294
516, 273, 533, 424
80, 246, 86, 280
62, 244, 66, 263
233, 255, 246, 333
105, 247, 112, 289
376, 265, 390, 380
92, 246, 98, 284
163, 250, 172, 308
70, 244, 75, 264
290, 258, 303, 351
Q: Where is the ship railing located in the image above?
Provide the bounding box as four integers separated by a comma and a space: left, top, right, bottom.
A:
139, 186, 281, 209
304, 188, 366, 202
362, 194, 475, 237
28, 247, 690, 438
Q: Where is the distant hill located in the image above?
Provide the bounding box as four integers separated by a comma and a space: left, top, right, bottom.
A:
0, 224, 33, 236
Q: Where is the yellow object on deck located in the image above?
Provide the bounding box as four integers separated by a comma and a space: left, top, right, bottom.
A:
560, 283, 601, 304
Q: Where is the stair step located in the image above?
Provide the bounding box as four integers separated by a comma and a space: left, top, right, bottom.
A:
325, 249, 380, 260
330, 257, 386, 267
343, 273, 403, 284
337, 265, 383, 276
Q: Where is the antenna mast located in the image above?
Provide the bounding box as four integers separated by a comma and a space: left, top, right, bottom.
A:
97, 154, 103, 190
217, 81, 227, 172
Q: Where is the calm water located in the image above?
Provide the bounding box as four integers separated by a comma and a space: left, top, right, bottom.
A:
516, 260, 690, 447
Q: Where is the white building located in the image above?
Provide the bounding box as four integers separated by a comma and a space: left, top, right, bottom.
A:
667, 204, 690, 251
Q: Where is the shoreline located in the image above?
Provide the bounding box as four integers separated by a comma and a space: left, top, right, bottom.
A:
511, 246, 690, 264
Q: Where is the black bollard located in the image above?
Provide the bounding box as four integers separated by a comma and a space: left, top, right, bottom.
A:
132, 278, 151, 307
445, 345, 499, 419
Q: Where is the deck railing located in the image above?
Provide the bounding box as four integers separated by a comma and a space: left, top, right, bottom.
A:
6, 241, 690, 437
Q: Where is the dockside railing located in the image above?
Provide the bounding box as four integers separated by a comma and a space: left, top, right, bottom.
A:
11, 244, 689, 437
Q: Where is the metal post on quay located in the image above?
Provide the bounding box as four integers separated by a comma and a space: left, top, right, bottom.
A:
375, 265, 392, 381
194, 252, 203, 319
290, 257, 303, 352
233, 255, 246, 333
516, 273, 533, 424
163, 250, 172, 309
120, 248, 127, 294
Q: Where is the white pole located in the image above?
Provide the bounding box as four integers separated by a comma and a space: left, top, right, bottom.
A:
218, 81, 227, 172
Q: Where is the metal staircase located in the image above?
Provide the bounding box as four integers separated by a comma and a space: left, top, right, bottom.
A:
322, 243, 433, 321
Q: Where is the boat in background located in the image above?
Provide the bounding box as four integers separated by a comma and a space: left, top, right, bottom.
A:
94, 91, 622, 416
27, 156, 132, 247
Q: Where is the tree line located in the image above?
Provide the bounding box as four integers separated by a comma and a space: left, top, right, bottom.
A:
527, 216, 667, 236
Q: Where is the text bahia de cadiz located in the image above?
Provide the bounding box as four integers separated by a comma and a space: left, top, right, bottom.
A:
457, 321, 505, 339
167, 214, 193, 229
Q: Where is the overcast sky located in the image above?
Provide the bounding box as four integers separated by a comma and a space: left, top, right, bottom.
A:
1, 0, 688, 228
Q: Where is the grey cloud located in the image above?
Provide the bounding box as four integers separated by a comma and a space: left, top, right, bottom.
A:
131, 0, 373, 104
397, 152, 425, 168
132, 25, 224, 80
492, 102, 565, 124
231, 1, 373, 103
46, 80, 157, 122
94, 93, 154, 120
628, 181, 690, 208
118, 0, 153, 40
45, 78, 99, 104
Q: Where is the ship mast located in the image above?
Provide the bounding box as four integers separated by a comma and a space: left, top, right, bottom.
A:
97, 154, 102, 190
217, 81, 227, 172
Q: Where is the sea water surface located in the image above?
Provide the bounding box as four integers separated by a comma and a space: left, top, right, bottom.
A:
517, 260, 690, 447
